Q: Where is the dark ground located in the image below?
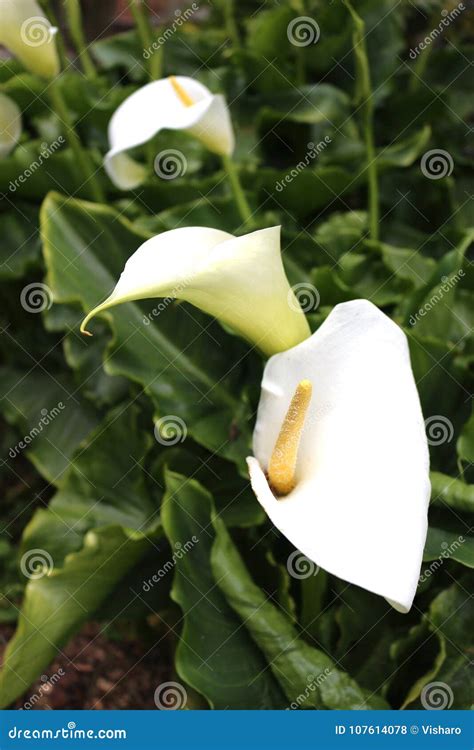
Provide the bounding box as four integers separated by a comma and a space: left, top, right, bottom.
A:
0, 623, 167, 709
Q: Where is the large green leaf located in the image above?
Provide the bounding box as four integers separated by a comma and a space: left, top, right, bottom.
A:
41, 192, 254, 469
211, 515, 388, 709
404, 582, 473, 709
161, 470, 286, 709
0, 407, 160, 707
22, 406, 156, 562
0, 368, 100, 485
0, 525, 150, 708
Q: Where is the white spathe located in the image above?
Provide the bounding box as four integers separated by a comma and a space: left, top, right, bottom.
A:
81, 226, 310, 357
248, 299, 430, 613
105, 76, 235, 190
0, 92, 22, 158
0, 0, 60, 79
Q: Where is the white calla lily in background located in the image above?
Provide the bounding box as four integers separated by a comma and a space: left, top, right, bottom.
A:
105, 75, 235, 190
81, 225, 310, 356
248, 299, 430, 613
0, 92, 22, 158
0, 0, 60, 79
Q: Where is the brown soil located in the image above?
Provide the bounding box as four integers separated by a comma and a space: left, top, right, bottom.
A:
0, 623, 168, 710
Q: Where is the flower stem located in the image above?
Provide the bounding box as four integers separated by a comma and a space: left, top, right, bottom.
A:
49, 79, 104, 202
39, 0, 68, 70
218, 0, 241, 49
343, 0, 379, 242
293, 0, 306, 85
222, 155, 254, 229
130, 0, 162, 79
63, 0, 97, 80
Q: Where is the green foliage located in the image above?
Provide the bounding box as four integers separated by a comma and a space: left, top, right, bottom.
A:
0, 0, 472, 710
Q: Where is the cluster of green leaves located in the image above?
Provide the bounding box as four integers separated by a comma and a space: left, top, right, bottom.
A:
0, 0, 472, 710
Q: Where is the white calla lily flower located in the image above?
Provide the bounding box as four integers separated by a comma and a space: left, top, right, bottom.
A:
81, 226, 310, 357
0, 0, 60, 79
0, 92, 22, 158
105, 75, 235, 190
248, 299, 430, 613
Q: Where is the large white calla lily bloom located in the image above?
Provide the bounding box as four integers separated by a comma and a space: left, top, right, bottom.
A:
105, 75, 235, 190
0, 92, 22, 158
0, 0, 60, 79
81, 226, 310, 356
248, 300, 430, 613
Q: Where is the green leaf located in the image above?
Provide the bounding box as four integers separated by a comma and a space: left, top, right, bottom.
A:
23, 406, 156, 562
404, 582, 473, 709
0, 525, 150, 708
423, 526, 474, 569
0, 143, 104, 200
430, 472, 474, 514
0, 407, 160, 707
457, 411, 474, 467
161, 470, 285, 709
0, 368, 100, 485
41, 192, 254, 469
91, 31, 146, 82
211, 515, 388, 709
257, 127, 430, 219
0, 206, 41, 280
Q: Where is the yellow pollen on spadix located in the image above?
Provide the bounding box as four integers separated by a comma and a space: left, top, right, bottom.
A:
268, 379, 312, 498
169, 76, 194, 107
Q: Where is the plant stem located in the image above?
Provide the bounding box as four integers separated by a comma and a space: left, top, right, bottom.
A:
293, 0, 306, 85
222, 155, 254, 229
63, 0, 97, 80
39, 0, 68, 70
344, 0, 379, 242
49, 79, 104, 202
130, 0, 162, 79
218, 0, 240, 49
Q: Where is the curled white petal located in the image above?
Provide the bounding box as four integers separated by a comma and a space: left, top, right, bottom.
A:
104, 76, 235, 189
81, 226, 310, 357
248, 300, 431, 613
